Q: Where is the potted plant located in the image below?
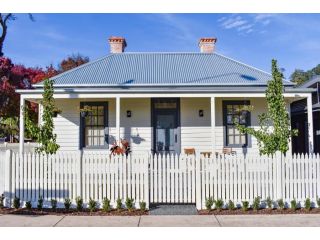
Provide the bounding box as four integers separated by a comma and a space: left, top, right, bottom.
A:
52, 107, 62, 117
80, 105, 92, 118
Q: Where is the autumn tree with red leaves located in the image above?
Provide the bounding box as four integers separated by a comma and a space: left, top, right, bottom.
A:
59, 54, 89, 72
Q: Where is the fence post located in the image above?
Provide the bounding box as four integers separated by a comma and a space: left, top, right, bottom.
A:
195, 154, 201, 210
77, 150, 83, 198
145, 154, 150, 209
4, 149, 12, 207
275, 151, 282, 200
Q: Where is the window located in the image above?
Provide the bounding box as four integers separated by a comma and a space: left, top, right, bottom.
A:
80, 102, 108, 149
223, 101, 250, 147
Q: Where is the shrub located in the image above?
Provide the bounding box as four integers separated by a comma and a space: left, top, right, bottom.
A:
0, 194, 4, 208
205, 197, 214, 210
37, 196, 43, 210
25, 201, 32, 210
88, 198, 97, 212
266, 196, 273, 209
13, 196, 20, 209
290, 199, 297, 211
316, 197, 320, 208
64, 198, 72, 210
116, 198, 122, 211
51, 199, 57, 210
252, 196, 261, 211
215, 199, 224, 211
125, 197, 134, 211
75, 196, 83, 211
305, 198, 311, 211
139, 201, 146, 211
102, 198, 111, 212
228, 200, 235, 210
277, 199, 285, 210
242, 201, 249, 211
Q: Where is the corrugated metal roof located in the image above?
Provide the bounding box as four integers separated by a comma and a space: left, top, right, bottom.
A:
34, 52, 293, 87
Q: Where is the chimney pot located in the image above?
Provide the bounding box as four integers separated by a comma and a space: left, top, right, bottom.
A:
199, 37, 217, 53
108, 36, 127, 53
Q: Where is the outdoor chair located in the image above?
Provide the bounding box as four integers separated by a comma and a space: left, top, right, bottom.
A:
184, 148, 195, 155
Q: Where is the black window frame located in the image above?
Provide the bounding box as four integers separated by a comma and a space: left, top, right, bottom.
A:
79, 101, 109, 150
223, 100, 251, 148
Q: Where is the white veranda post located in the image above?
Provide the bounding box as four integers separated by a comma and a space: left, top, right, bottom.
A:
19, 96, 25, 156
307, 94, 314, 154
211, 97, 216, 154
116, 97, 121, 145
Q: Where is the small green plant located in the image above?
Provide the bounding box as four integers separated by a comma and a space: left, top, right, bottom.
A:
25, 201, 32, 210
316, 196, 320, 208
125, 197, 134, 211
252, 196, 261, 211
228, 200, 235, 210
116, 198, 122, 211
88, 198, 97, 212
0, 194, 4, 208
51, 199, 57, 210
75, 196, 83, 211
139, 201, 146, 211
205, 197, 214, 210
242, 201, 249, 211
102, 198, 111, 212
266, 196, 273, 209
215, 199, 224, 211
64, 198, 72, 210
290, 199, 297, 211
13, 196, 20, 209
37, 196, 43, 210
277, 199, 285, 210
305, 198, 311, 211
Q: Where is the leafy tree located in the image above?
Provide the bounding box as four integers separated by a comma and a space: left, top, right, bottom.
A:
0, 116, 18, 142
0, 57, 58, 118
58, 54, 89, 72
25, 78, 60, 154
0, 14, 34, 57
236, 59, 297, 155
290, 64, 320, 85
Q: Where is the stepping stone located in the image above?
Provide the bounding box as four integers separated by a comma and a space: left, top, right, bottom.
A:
149, 204, 198, 215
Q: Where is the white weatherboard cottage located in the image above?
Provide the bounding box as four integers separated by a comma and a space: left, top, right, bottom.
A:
17, 37, 315, 156
4, 37, 319, 209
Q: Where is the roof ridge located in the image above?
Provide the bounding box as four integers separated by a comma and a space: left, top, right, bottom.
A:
214, 52, 292, 83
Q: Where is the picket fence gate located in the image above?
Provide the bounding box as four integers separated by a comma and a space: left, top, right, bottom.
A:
0, 150, 320, 209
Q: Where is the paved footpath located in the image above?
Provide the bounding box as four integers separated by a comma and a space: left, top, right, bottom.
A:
0, 214, 320, 227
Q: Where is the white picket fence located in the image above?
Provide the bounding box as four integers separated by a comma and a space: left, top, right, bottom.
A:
196, 153, 320, 209
0, 151, 6, 196
150, 154, 196, 204
0, 151, 149, 208
0, 151, 320, 209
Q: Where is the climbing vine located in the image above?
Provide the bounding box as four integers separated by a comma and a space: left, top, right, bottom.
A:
25, 78, 60, 154
236, 59, 297, 155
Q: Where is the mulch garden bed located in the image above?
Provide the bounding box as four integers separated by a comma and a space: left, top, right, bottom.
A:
198, 208, 320, 215
0, 208, 149, 216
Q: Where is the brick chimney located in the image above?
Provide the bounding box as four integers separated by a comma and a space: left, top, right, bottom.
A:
199, 38, 217, 53
108, 36, 127, 53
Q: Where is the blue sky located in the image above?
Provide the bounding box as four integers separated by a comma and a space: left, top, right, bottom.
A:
4, 13, 320, 78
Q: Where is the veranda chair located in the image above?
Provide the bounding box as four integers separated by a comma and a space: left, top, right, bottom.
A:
184, 148, 196, 156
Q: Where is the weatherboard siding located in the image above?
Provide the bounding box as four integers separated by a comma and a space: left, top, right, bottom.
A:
180, 98, 212, 153
49, 97, 274, 154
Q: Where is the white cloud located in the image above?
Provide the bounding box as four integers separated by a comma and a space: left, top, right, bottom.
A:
218, 14, 275, 35
237, 24, 253, 31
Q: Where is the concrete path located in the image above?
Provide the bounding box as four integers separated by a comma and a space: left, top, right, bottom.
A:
0, 214, 320, 227
149, 204, 198, 215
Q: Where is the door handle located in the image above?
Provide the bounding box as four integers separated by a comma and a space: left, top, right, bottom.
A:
175, 134, 177, 143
